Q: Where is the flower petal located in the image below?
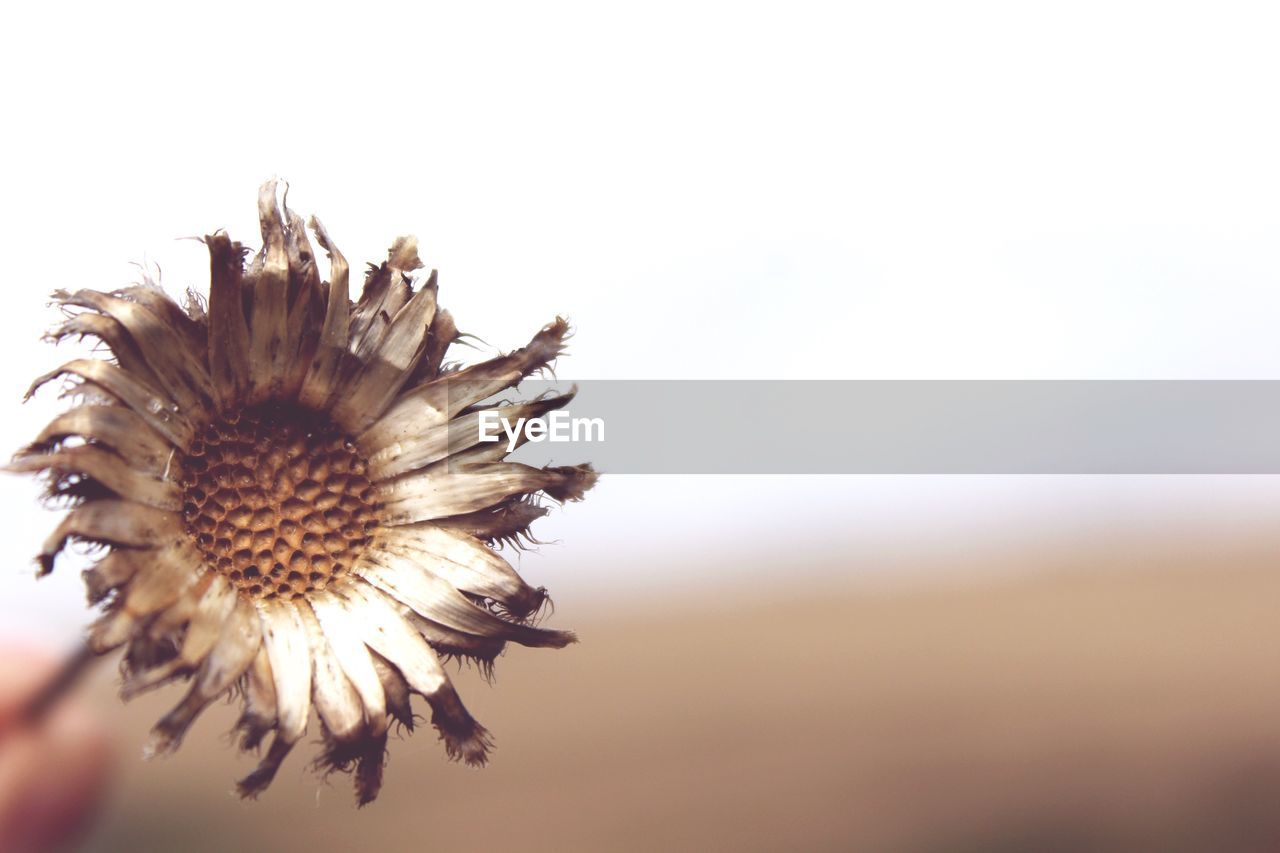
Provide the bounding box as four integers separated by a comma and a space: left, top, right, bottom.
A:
258, 598, 313, 744
369, 651, 414, 732
414, 307, 457, 383
378, 524, 548, 620
26, 359, 195, 447
148, 596, 262, 755
239, 598, 314, 798
246, 181, 291, 403
8, 446, 182, 510
35, 500, 181, 574
280, 205, 324, 399
377, 461, 597, 524
330, 274, 437, 433
356, 548, 574, 649
297, 216, 351, 410
340, 582, 491, 765
308, 592, 388, 737
28, 404, 175, 476
347, 237, 420, 362
122, 575, 237, 698
430, 496, 550, 548
204, 232, 253, 408
121, 540, 205, 618
54, 289, 212, 419
236, 737, 295, 800
362, 391, 574, 479
46, 312, 167, 396
82, 548, 142, 603
115, 282, 206, 353
361, 316, 569, 448
235, 646, 278, 752
88, 605, 138, 653
335, 581, 445, 695
297, 601, 363, 743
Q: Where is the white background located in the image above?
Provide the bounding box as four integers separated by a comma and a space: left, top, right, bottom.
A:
2, 2, 1280, 643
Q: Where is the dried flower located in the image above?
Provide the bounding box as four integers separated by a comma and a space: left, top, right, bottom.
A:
10, 182, 596, 804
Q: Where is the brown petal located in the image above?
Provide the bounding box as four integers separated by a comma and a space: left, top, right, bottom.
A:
28, 404, 175, 475
329, 273, 437, 433
122, 575, 237, 698
357, 549, 574, 649
26, 359, 194, 448
297, 601, 363, 743
204, 232, 253, 408
7, 446, 182, 510
35, 500, 180, 574
147, 596, 261, 755
297, 216, 351, 410
376, 461, 597, 523
377, 524, 548, 621
362, 390, 575, 479
361, 316, 571, 449
308, 592, 388, 737
54, 289, 212, 420
339, 582, 491, 766
246, 180, 291, 403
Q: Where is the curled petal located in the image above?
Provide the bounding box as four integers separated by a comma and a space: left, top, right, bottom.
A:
414, 307, 458, 383
114, 283, 206, 351
379, 524, 548, 620
237, 737, 295, 800
244, 181, 291, 403
356, 548, 573, 649
46, 312, 166, 394
27, 404, 175, 475
82, 548, 142, 603
297, 216, 350, 409
26, 359, 194, 448
8, 446, 182, 510
431, 496, 550, 548
369, 651, 414, 733
35, 500, 181, 574
347, 237, 420, 362
279, 205, 325, 400
121, 541, 205, 618
54, 289, 212, 419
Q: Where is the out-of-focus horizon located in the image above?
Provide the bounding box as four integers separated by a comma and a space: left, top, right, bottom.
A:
78, 521, 1280, 851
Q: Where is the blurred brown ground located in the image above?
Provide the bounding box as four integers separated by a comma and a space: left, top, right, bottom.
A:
78, 525, 1280, 853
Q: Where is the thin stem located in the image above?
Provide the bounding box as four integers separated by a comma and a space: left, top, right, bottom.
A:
20, 642, 98, 726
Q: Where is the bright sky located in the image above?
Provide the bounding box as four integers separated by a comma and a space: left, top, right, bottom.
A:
2, 2, 1279, 641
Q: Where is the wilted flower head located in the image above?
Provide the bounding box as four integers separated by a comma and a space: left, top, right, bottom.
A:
10, 182, 596, 804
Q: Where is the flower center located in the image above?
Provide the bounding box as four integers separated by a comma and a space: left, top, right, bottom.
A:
178, 403, 383, 601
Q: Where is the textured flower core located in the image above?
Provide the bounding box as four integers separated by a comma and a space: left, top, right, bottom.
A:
178, 403, 382, 601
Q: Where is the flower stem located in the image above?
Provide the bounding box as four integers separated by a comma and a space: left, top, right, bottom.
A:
20, 642, 97, 725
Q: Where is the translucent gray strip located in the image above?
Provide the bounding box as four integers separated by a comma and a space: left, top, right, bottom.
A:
450, 380, 1280, 474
